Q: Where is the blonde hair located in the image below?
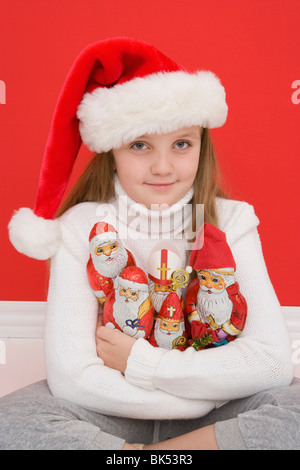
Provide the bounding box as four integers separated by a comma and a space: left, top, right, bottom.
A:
56, 129, 227, 226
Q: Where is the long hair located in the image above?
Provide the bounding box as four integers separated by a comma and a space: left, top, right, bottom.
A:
56, 129, 227, 226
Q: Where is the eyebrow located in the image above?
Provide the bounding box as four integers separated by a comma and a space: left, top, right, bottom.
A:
136, 131, 200, 140
175, 132, 200, 140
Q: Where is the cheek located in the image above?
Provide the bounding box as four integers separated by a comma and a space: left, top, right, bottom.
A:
114, 152, 147, 182
176, 154, 199, 181
113, 152, 132, 184
215, 283, 225, 290
115, 162, 133, 182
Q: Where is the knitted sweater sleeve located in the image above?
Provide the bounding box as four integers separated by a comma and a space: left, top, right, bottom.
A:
125, 201, 294, 401
44, 203, 216, 419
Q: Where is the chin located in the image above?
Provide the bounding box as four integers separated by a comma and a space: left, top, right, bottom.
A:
148, 198, 174, 209
145, 191, 180, 208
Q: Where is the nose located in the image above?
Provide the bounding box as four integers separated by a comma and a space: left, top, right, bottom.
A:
151, 151, 173, 176
104, 247, 112, 256
205, 280, 213, 288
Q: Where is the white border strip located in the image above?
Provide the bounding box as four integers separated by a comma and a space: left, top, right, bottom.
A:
0, 301, 299, 340
0, 301, 47, 338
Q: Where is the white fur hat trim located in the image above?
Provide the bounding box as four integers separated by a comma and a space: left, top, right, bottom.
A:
77, 70, 228, 152
8, 208, 61, 260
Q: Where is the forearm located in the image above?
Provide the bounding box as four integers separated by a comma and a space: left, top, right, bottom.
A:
125, 228, 293, 400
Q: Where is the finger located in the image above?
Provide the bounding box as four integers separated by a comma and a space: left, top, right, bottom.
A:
97, 325, 120, 341
95, 315, 104, 337
96, 325, 109, 340
96, 337, 109, 359
96, 313, 104, 329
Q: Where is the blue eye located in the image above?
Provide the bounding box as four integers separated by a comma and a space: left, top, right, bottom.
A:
175, 141, 190, 149
131, 142, 147, 150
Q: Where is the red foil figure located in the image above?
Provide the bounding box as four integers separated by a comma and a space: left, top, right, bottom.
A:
86, 221, 135, 306
147, 242, 189, 350
185, 223, 247, 349
103, 266, 154, 339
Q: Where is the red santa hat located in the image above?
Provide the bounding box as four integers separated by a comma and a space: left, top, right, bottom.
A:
89, 222, 118, 245
116, 266, 149, 293
187, 223, 236, 273
8, 37, 228, 260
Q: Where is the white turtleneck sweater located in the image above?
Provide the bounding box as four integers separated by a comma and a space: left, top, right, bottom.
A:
45, 178, 293, 420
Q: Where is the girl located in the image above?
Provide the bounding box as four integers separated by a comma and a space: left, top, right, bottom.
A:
4, 37, 299, 450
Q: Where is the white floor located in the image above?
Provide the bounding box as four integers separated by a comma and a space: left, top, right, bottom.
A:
0, 302, 299, 398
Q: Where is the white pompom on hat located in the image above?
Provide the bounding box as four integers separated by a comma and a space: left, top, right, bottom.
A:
8, 37, 228, 260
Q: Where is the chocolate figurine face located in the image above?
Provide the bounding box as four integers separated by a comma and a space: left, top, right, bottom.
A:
198, 270, 226, 293
94, 241, 119, 257
159, 319, 181, 334
119, 285, 139, 302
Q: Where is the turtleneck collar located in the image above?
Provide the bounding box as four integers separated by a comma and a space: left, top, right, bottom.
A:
112, 174, 194, 239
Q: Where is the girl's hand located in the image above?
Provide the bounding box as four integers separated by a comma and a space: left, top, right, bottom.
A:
96, 320, 137, 374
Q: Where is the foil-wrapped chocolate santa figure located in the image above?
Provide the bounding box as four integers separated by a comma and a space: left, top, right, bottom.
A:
103, 266, 154, 339
185, 223, 247, 349
147, 242, 189, 350
86, 221, 135, 306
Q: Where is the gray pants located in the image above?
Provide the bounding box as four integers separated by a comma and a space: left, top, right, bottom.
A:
0, 379, 299, 450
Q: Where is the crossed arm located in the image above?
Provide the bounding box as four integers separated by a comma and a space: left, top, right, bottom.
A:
95, 315, 219, 450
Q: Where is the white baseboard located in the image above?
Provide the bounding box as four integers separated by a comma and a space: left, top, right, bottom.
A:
283, 306, 300, 341
0, 301, 299, 339
0, 301, 46, 338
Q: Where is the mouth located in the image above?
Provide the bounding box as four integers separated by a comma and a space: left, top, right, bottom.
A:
144, 182, 176, 192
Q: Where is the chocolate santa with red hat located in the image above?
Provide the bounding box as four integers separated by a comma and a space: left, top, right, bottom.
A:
87, 221, 136, 306
185, 223, 247, 349
148, 292, 188, 350
103, 266, 154, 339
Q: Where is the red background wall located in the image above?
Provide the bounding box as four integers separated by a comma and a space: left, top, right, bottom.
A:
1, 0, 299, 305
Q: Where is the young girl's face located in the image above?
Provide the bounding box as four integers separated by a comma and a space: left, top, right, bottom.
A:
112, 126, 201, 209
